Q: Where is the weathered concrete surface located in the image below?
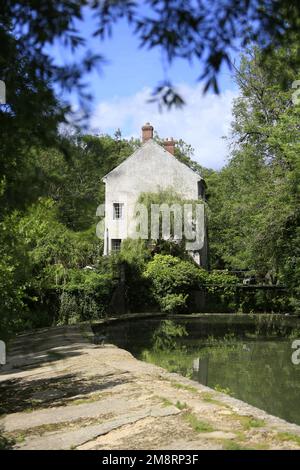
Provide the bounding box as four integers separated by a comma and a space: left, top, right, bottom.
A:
1, 325, 300, 450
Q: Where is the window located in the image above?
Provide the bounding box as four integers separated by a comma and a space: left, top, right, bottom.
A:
111, 239, 121, 252
198, 181, 205, 200
113, 203, 123, 219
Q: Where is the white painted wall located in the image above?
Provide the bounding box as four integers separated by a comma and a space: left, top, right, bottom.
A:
102, 139, 206, 263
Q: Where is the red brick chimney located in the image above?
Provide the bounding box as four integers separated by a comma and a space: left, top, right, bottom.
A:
142, 122, 154, 143
164, 137, 175, 155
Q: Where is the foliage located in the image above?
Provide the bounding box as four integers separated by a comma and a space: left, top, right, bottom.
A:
119, 239, 151, 271
206, 46, 300, 311
204, 270, 238, 292
118, 239, 153, 312
0, 210, 29, 337
143, 254, 203, 312
0, 195, 118, 330
0, 430, 15, 450
138, 188, 204, 244
1, 133, 138, 226
2, 0, 300, 120
57, 274, 114, 325
160, 293, 188, 314
184, 413, 214, 433
213, 384, 234, 396
1, 42, 300, 334
143, 254, 239, 312
151, 319, 188, 351
0, 256, 27, 339
0, 128, 142, 334
153, 135, 205, 176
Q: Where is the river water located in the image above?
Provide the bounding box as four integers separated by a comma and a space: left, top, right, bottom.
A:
94, 315, 300, 425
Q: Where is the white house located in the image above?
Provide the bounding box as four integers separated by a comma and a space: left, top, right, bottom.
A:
102, 123, 208, 266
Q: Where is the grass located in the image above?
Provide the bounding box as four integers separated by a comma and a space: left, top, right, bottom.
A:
200, 392, 231, 408
175, 401, 188, 410
223, 438, 270, 450
222, 440, 249, 450
69, 392, 104, 406
213, 384, 234, 396
276, 432, 300, 446
6, 421, 72, 442
228, 413, 265, 431
245, 418, 265, 429
183, 412, 214, 433
0, 432, 16, 450
160, 397, 173, 408
6, 415, 108, 445
237, 415, 265, 430
170, 381, 198, 394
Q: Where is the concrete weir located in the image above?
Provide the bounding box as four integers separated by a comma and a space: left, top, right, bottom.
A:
1, 323, 300, 450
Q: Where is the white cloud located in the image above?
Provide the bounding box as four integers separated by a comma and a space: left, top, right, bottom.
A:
90, 84, 238, 169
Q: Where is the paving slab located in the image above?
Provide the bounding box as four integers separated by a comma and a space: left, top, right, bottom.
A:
17, 406, 180, 450
1, 325, 300, 450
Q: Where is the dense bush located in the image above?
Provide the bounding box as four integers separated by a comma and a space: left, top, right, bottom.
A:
160, 293, 188, 314
0, 257, 27, 339
0, 209, 29, 338
57, 268, 117, 324
143, 254, 204, 313
143, 254, 241, 314
118, 239, 154, 311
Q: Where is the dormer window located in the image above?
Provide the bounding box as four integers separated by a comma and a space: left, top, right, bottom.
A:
113, 203, 123, 220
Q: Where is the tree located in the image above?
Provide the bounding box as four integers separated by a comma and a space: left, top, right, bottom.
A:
207, 46, 300, 309
2, 1, 300, 212
2, 1, 300, 106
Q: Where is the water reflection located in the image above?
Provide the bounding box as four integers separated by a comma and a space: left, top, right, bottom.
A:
140, 339, 300, 425
190, 340, 300, 425
94, 318, 300, 426
193, 356, 209, 386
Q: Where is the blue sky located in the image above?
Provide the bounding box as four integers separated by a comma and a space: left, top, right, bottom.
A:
51, 11, 239, 170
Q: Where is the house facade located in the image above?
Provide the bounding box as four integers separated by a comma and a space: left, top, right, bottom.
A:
102, 123, 208, 266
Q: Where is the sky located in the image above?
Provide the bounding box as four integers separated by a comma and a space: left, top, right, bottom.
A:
51, 11, 239, 170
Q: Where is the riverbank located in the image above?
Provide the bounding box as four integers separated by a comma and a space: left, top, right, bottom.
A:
1, 324, 300, 450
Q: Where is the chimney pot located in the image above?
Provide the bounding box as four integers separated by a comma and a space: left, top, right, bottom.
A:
142, 122, 154, 143
164, 137, 176, 155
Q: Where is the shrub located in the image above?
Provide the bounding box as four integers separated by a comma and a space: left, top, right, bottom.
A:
0, 258, 27, 339
57, 267, 118, 324
119, 238, 151, 269
160, 293, 188, 314
144, 254, 203, 295
143, 254, 204, 312
118, 239, 153, 311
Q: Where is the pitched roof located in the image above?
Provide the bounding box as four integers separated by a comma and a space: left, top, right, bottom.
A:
102, 139, 203, 182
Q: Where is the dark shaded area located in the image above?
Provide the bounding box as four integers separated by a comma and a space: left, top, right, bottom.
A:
0, 427, 15, 450
93, 314, 300, 355
0, 372, 131, 415
190, 285, 291, 314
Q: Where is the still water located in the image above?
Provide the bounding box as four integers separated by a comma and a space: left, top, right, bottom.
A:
140, 339, 300, 426
94, 316, 300, 425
